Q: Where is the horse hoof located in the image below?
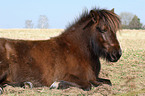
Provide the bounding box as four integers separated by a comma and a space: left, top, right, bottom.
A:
49, 81, 59, 89
0, 87, 3, 95
108, 83, 112, 86
24, 82, 33, 89
82, 87, 91, 91
107, 80, 112, 86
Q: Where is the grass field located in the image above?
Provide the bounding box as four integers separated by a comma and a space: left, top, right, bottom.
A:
0, 29, 145, 96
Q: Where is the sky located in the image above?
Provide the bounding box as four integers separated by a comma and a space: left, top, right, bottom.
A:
0, 0, 144, 29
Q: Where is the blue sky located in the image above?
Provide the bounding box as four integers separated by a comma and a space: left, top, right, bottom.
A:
0, 0, 144, 29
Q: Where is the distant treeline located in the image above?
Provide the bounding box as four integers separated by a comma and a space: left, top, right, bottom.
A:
119, 12, 145, 29
25, 12, 145, 29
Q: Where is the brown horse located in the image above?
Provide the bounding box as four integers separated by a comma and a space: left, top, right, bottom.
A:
0, 8, 121, 92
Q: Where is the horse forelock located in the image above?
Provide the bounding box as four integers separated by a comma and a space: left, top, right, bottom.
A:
97, 9, 121, 33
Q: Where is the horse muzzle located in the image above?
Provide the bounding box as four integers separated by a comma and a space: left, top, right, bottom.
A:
108, 49, 122, 62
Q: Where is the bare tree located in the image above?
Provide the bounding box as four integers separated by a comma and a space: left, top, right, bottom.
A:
25, 20, 33, 28
119, 12, 134, 28
37, 15, 49, 29
129, 15, 142, 29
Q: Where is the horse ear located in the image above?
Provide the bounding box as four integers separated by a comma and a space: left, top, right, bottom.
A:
90, 10, 98, 23
111, 8, 114, 13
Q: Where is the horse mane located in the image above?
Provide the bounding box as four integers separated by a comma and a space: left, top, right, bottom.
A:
66, 8, 121, 32
66, 9, 90, 28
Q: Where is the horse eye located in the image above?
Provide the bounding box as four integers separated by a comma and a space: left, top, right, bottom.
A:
101, 29, 107, 33
96, 27, 107, 33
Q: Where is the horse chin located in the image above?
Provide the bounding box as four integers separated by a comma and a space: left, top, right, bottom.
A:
107, 55, 119, 62
106, 51, 122, 62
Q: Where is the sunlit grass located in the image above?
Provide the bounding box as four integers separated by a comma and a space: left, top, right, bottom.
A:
0, 29, 64, 40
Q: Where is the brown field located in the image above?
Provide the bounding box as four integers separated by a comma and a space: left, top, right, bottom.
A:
0, 29, 145, 96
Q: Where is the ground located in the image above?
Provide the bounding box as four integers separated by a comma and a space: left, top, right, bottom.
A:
0, 29, 144, 96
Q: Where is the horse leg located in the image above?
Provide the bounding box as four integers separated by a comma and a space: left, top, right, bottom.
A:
50, 80, 81, 89
92, 58, 112, 86
0, 82, 33, 95
97, 78, 112, 86
23, 82, 33, 89
50, 80, 91, 91
90, 78, 112, 87
2, 81, 33, 89
10, 82, 33, 89
50, 74, 92, 91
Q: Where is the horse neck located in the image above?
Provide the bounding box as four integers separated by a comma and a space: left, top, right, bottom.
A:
61, 19, 91, 47
55, 20, 92, 60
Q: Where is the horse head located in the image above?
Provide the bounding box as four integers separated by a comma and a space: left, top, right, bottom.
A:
88, 8, 122, 62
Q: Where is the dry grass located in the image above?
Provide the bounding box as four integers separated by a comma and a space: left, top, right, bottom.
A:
0, 29, 145, 96
0, 29, 64, 40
